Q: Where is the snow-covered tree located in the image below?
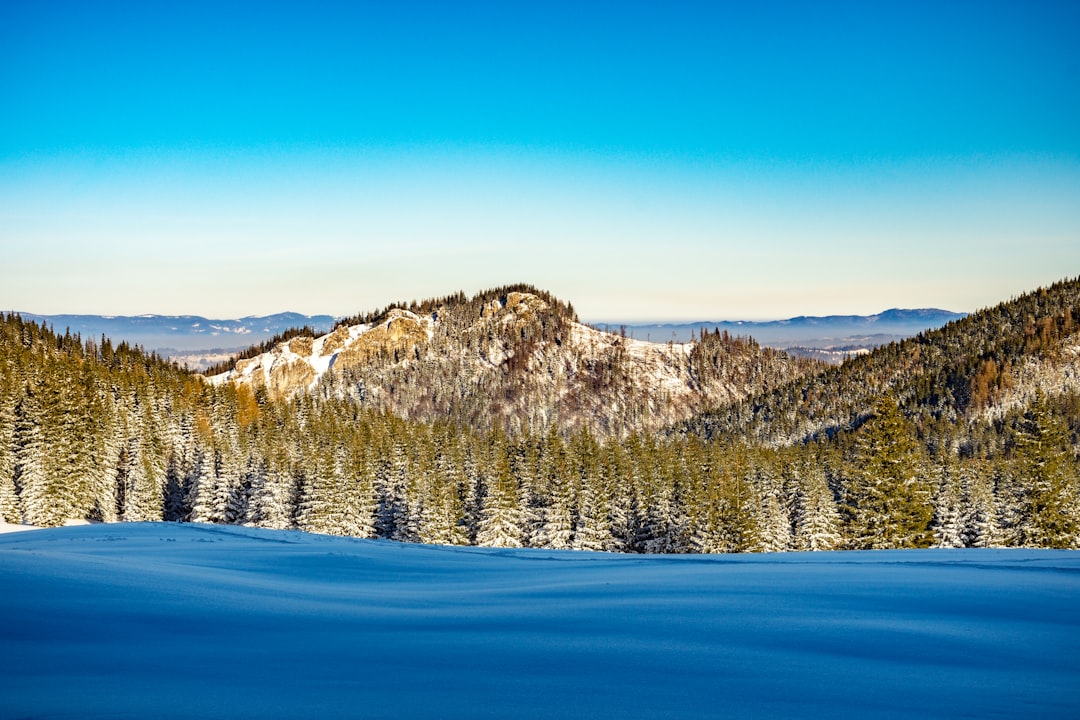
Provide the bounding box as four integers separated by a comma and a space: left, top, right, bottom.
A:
1007, 391, 1079, 548
0, 373, 20, 523
477, 431, 523, 548
932, 455, 967, 548
793, 461, 842, 551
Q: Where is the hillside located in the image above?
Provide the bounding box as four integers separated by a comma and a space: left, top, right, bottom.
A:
2, 281, 1077, 552
680, 276, 1080, 448
207, 284, 822, 437
3, 523, 1078, 720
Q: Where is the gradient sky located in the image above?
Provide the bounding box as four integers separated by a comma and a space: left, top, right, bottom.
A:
2, 0, 1078, 321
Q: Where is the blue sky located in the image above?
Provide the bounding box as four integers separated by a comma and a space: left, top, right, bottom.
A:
2, 0, 1078, 320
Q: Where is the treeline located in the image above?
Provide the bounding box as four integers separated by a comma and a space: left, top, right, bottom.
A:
2, 312, 1077, 549
331, 283, 579, 333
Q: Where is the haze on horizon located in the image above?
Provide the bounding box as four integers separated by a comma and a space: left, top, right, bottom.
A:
2, 1, 1078, 322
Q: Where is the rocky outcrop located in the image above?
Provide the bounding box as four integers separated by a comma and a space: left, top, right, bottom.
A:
335, 310, 430, 371
288, 337, 314, 356
207, 308, 434, 397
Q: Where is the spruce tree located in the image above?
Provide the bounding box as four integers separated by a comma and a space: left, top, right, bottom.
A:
691, 446, 761, 553
793, 464, 842, 551
185, 441, 217, 523
965, 464, 1003, 548
477, 429, 523, 548
0, 374, 21, 523
843, 396, 934, 549
755, 458, 792, 552
537, 425, 575, 549
570, 429, 610, 551
931, 453, 967, 548
1008, 391, 1079, 548
14, 376, 51, 525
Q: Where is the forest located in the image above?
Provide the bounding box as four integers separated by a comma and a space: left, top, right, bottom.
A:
1, 278, 1078, 551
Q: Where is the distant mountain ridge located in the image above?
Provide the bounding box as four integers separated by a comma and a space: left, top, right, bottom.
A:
14, 308, 964, 363
601, 308, 965, 347
11, 312, 336, 353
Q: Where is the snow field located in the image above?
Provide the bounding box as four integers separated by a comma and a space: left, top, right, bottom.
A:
1, 522, 1078, 719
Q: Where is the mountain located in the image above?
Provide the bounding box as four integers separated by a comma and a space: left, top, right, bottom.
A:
207, 284, 823, 436
601, 308, 965, 361
2, 280, 1077, 551
12, 307, 961, 370
679, 277, 1080, 447
12, 311, 336, 356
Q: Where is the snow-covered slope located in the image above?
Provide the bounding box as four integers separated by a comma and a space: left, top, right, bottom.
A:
212, 312, 699, 398
2, 522, 1078, 719
206, 290, 818, 435
208, 307, 431, 395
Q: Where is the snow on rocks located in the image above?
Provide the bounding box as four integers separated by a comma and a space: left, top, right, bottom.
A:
205, 311, 435, 397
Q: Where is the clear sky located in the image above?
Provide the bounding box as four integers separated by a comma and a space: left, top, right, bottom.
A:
2, 0, 1078, 321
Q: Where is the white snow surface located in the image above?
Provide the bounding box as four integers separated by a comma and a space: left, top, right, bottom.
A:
2, 523, 1078, 719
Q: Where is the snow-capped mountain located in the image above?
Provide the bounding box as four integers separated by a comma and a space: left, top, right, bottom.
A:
208, 286, 821, 436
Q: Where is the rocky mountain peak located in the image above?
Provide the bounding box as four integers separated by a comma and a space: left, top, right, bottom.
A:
208, 287, 821, 436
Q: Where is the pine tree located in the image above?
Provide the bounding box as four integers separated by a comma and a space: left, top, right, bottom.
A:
15, 375, 53, 525
296, 448, 336, 535
185, 441, 217, 523
376, 438, 415, 541
965, 464, 1003, 548
792, 459, 842, 551
755, 458, 792, 552
536, 426, 575, 549
298, 442, 378, 538
477, 429, 523, 548
571, 429, 612, 551
1008, 391, 1079, 548
638, 441, 690, 553
89, 383, 124, 523
691, 446, 761, 553
605, 440, 636, 551
0, 374, 21, 523
119, 411, 167, 523
931, 453, 967, 548
418, 442, 468, 545
119, 438, 161, 522
575, 471, 614, 551
843, 397, 934, 549
246, 436, 299, 530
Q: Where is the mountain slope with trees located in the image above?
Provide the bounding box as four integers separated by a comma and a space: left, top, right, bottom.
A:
207, 284, 822, 437
680, 276, 1080, 448
1, 280, 1077, 551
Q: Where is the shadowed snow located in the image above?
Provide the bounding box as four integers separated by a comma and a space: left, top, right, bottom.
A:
1, 523, 1078, 719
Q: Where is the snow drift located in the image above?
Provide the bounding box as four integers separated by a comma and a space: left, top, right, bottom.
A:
1, 522, 1078, 719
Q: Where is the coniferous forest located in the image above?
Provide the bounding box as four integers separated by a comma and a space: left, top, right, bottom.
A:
1, 278, 1078, 551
